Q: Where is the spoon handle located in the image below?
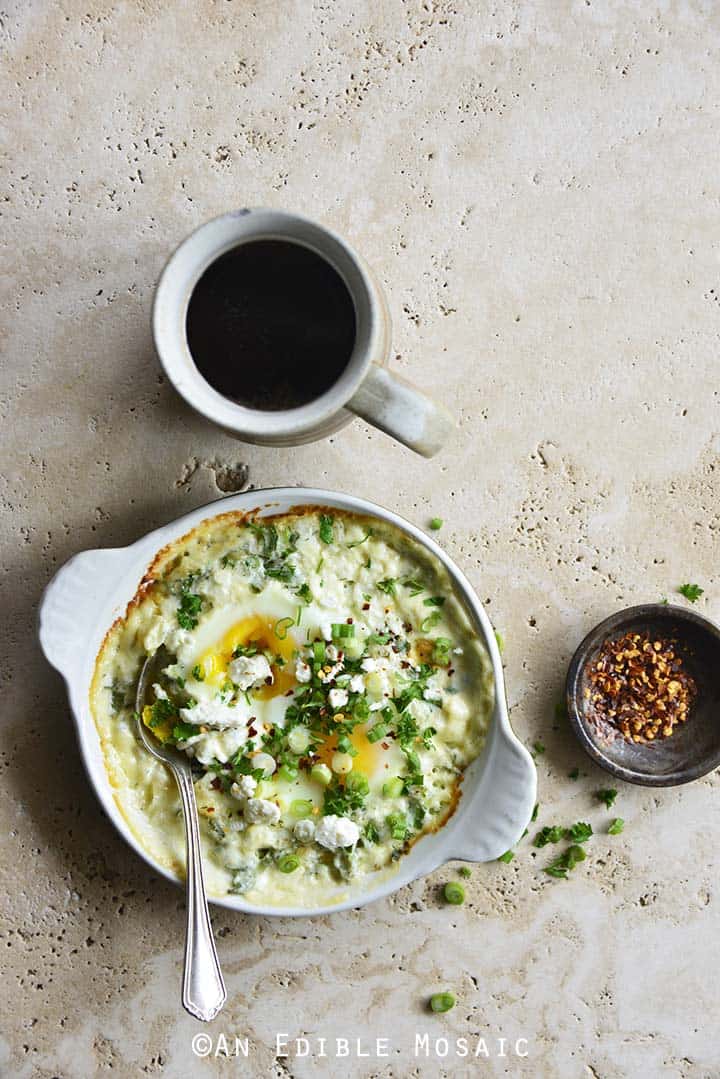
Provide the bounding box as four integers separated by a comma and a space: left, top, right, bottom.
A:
173, 763, 227, 1022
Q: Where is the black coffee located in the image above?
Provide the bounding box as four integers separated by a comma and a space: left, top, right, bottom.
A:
185, 239, 356, 411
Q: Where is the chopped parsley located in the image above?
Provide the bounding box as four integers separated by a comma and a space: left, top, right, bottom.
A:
191, 664, 204, 682
377, 578, 397, 596
534, 825, 565, 848
597, 788, 618, 809
401, 577, 425, 596
565, 821, 593, 843
319, 514, 334, 544
497, 850, 515, 863
678, 583, 704, 603
423, 595, 445, 608
544, 844, 586, 879
177, 583, 202, 630
146, 696, 176, 729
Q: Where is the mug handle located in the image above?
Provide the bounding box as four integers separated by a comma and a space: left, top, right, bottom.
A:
347, 364, 455, 458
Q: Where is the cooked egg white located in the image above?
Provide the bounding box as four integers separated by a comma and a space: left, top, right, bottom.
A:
91, 510, 494, 907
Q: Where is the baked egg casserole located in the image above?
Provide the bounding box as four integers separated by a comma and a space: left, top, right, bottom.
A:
91, 509, 493, 906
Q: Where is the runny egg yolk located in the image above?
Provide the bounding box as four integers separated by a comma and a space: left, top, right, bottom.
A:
193, 615, 297, 698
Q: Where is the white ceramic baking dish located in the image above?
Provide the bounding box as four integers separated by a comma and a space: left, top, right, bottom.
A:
38, 488, 536, 916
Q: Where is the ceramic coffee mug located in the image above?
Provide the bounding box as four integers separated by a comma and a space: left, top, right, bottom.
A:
152, 208, 454, 456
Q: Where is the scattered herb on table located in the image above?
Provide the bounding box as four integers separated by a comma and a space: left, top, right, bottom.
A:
544, 844, 586, 879
429, 992, 455, 1013
443, 881, 465, 905
678, 583, 704, 603
568, 767, 580, 780
429, 517, 443, 531
534, 825, 565, 848
494, 630, 505, 654
459, 866, 472, 879
597, 788, 618, 809
608, 818, 624, 835
565, 821, 592, 843
532, 740, 546, 757
497, 850, 515, 863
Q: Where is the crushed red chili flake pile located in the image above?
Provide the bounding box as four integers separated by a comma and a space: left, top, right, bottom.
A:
586, 630, 696, 742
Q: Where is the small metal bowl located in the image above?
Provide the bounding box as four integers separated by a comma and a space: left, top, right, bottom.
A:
566, 604, 720, 787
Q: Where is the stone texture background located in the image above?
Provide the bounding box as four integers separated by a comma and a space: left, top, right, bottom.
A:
2, 1, 720, 1076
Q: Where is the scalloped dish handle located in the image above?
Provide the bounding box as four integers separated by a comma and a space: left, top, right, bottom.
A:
39, 548, 128, 682
443, 714, 537, 863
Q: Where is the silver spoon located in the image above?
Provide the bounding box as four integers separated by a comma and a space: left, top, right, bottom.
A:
136, 649, 226, 1022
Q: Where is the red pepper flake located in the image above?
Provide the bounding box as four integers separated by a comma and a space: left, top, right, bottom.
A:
210, 777, 222, 791
586, 630, 696, 742
362, 603, 370, 611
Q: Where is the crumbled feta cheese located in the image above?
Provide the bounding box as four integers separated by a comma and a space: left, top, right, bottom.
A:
179, 697, 247, 729
348, 674, 365, 694
314, 815, 360, 850
360, 657, 377, 672
293, 819, 316, 844
182, 726, 249, 765
321, 622, 333, 641
326, 645, 339, 662
245, 798, 281, 825
320, 661, 344, 684
295, 658, 312, 683
328, 687, 349, 710
423, 685, 443, 702
230, 774, 257, 800
151, 682, 169, 700
228, 653, 273, 691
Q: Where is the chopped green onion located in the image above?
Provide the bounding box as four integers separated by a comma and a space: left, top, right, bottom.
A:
383, 777, 404, 799
345, 771, 369, 796
278, 763, 298, 782
608, 817, 624, 835
429, 992, 455, 1013
273, 616, 295, 640
313, 640, 326, 664
420, 612, 442, 632
310, 763, 332, 786
497, 850, 515, 863
431, 637, 453, 666
366, 722, 388, 744
443, 881, 465, 905
287, 727, 311, 754
290, 799, 314, 819
423, 595, 445, 608
367, 633, 390, 645
277, 853, 300, 874
331, 622, 355, 639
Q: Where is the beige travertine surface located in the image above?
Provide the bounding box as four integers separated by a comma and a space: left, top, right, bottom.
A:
2, 1, 720, 1076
